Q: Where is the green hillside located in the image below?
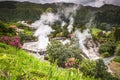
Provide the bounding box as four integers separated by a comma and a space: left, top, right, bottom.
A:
0, 42, 94, 80
0, 1, 120, 30
0, 1, 120, 79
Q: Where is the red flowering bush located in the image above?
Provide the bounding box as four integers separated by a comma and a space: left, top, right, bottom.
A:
65, 57, 78, 68
0, 36, 22, 48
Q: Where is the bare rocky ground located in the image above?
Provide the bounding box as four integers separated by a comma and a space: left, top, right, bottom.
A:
109, 61, 120, 76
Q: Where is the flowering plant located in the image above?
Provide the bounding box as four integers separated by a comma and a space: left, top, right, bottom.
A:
65, 57, 77, 68
0, 36, 22, 48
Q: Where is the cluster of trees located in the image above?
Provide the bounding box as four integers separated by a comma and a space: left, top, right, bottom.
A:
46, 39, 82, 67
46, 39, 120, 80
95, 5, 120, 25
99, 42, 116, 57
0, 1, 120, 31
0, 1, 57, 22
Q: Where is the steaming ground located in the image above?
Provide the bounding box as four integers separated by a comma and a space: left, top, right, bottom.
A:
75, 29, 99, 60
22, 5, 100, 60
31, 13, 60, 50
29, 6, 78, 51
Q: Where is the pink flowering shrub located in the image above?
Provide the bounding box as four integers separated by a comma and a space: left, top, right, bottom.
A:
65, 57, 77, 68
0, 36, 22, 48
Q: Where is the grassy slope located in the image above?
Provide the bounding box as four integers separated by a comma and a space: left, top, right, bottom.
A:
91, 27, 102, 36
0, 43, 94, 80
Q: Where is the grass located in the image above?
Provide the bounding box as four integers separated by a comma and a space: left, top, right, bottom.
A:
113, 56, 120, 63
0, 43, 94, 80
91, 27, 102, 37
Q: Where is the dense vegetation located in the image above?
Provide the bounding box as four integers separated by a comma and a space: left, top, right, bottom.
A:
0, 1, 120, 79
46, 39, 120, 80
46, 39, 82, 68
0, 1, 120, 29
0, 42, 95, 80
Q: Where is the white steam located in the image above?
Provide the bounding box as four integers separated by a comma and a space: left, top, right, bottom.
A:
74, 18, 99, 60
22, 4, 100, 60
58, 5, 79, 18
75, 29, 99, 60
67, 16, 74, 33
58, 5, 79, 33
31, 13, 60, 50
61, 21, 66, 29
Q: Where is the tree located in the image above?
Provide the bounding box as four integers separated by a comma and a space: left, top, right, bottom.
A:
79, 60, 96, 77
94, 59, 107, 78
114, 27, 120, 41
46, 39, 82, 67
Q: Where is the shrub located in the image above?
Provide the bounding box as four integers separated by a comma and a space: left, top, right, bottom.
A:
46, 39, 82, 67
99, 42, 116, 56
19, 32, 36, 44
115, 44, 120, 56
101, 52, 111, 58
79, 60, 96, 77
113, 56, 120, 63
94, 59, 108, 79
0, 36, 22, 48
0, 21, 16, 36
79, 59, 118, 80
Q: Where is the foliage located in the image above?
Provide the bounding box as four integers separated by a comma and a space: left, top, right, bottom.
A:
95, 5, 120, 25
0, 42, 94, 80
96, 23, 111, 31
46, 7, 54, 12
0, 1, 57, 22
0, 21, 16, 36
19, 32, 36, 44
51, 22, 69, 37
56, 32, 63, 37
115, 43, 120, 56
62, 25, 69, 37
74, 7, 90, 27
94, 59, 107, 79
101, 52, 111, 58
12, 22, 36, 44
114, 27, 120, 41
99, 42, 116, 57
0, 1, 120, 30
79, 59, 96, 77
79, 59, 119, 80
91, 27, 102, 36
0, 36, 22, 48
91, 27, 113, 43
113, 56, 120, 63
46, 39, 82, 67
91, 27, 102, 41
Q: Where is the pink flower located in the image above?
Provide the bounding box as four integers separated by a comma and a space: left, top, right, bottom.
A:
0, 36, 22, 48
9, 41, 15, 46
3, 36, 9, 41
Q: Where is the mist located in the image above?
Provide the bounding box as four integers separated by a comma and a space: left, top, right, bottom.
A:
31, 13, 60, 50
0, 0, 120, 7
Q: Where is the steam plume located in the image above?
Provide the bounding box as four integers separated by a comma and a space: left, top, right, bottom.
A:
31, 13, 60, 50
